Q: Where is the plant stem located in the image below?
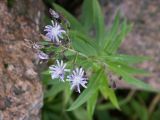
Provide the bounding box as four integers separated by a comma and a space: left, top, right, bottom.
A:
148, 94, 160, 118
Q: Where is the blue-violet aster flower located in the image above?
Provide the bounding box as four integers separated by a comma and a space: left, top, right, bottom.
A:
49, 60, 69, 82
67, 68, 87, 93
37, 51, 49, 60
33, 43, 44, 50
49, 8, 60, 19
44, 20, 66, 43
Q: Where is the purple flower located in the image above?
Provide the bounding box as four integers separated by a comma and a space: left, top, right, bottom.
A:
49, 8, 60, 19
44, 20, 66, 43
33, 43, 44, 50
49, 60, 70, 82
67, 68, 87, 93
37, 51, 49, 60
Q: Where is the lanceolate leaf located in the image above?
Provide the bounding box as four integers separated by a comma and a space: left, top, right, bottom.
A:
81, 0, 94, 31
72, 106, 88, 120
107, 62, 149, 75
70, 31, 98, 56
99, 72, 120, 109
103, 12, 120, 49
100, 54, 150, 64
87, 91, 98, 120
44, 83, 66, 98
70, 30, 98, 49
109, 20, 132, 53
67, 69, 103, 111
108, 63, 152, 91
105, 19, 132, 54
92, 0, 105, 45
64, 83, 72, 105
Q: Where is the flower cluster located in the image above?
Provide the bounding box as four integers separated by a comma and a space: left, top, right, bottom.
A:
49, 60, 88, 93
37, 9, 88, 93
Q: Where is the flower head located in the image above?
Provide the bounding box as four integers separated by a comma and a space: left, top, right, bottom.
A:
33, 43, 44, 50
49, 60, 69, 82
37, 51, 49, 60
67, 68, 87, 93
49, 8, 60, 19
44, 20, 66, 43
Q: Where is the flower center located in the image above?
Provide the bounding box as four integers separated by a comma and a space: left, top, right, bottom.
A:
74, 76, 81, 83
56, 67, 63, 75
52, 27, 59, 35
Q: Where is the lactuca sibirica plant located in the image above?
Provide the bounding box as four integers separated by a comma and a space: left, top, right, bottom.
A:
41, 0, 152, 119
44, 8, 88, 93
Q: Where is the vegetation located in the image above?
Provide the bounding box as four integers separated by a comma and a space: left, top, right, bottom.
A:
41, 0, 158, 120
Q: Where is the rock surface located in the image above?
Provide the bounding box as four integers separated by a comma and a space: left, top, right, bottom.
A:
0, 0, 44, 120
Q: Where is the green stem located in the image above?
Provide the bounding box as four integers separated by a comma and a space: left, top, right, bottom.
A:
61, 46, 88, 58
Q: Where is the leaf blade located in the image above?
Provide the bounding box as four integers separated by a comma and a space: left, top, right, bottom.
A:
101, 54, 150, 64
81, 0, 94, 31
99, 72, 120, 109
87, 91, 98, 120
92, 0, 105, 45
108, 63, 152, 91
70, 31, 98, 56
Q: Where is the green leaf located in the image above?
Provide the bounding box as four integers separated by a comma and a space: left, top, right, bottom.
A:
70, 31, 98, 56
71, 56, 93, 69
107, 62, 149, 75
101, 54, 150, 64
44, 82, 66, 98
41, 69, 50, 75
107, 20, 132, 53
41, 72, 52, 85
131, 100, 148, 120
108, 63, 152, 91
42, 111, 50, 120
87, 91, 98, 120
81, 0, 94, 31
72, 106, 88, 120
70, 30, 98, 49
92, 0, 105, 45
103, 61, 148, 75
67, 69, 103, 111
103, 12, 120, 49
99, 72, 120, 109
53, 3, 84, 32
64, 83, 72, 105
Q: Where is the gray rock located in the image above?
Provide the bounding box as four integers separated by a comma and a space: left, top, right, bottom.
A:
0, 0, 44, 120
